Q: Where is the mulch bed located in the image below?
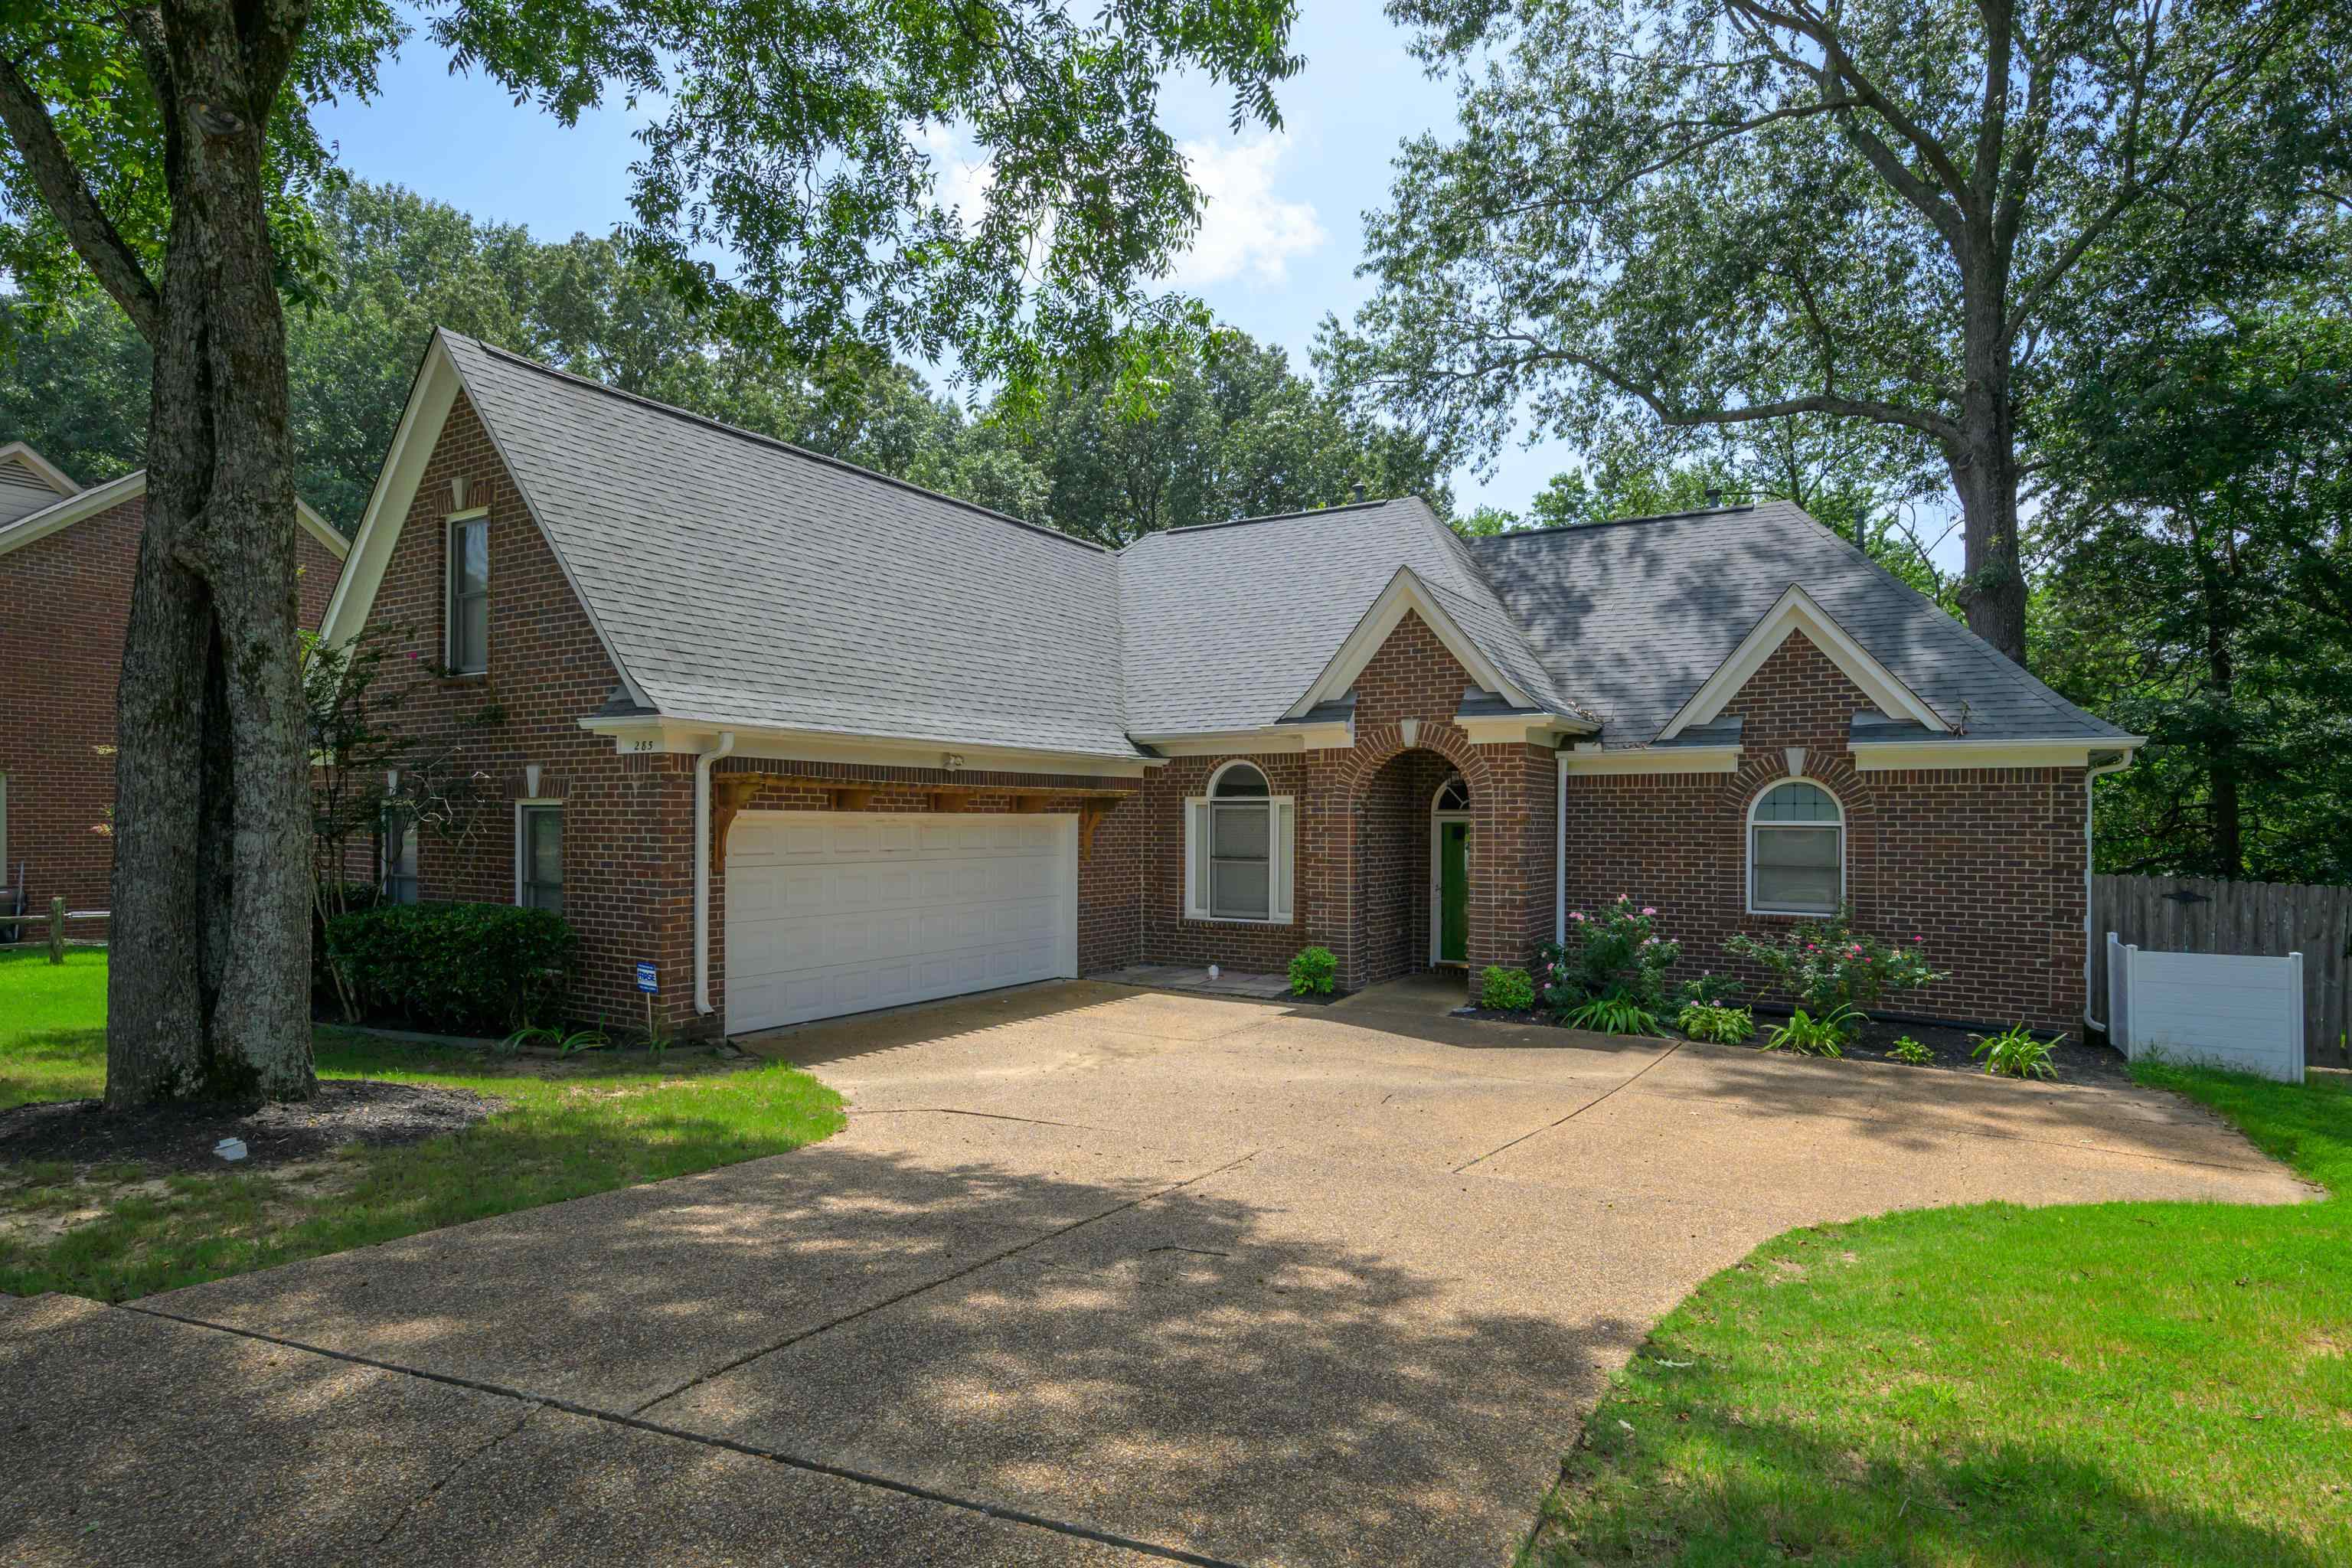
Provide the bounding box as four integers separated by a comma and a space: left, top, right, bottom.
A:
0, 1080, 505, 1174
1457, 1004, 2132, 1084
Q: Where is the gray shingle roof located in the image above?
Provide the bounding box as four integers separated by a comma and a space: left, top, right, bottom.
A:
444, 333, 1137, 759
439, 335, 2121, 756
1117, 497, 1579, 735
1471, 502, 2129, 745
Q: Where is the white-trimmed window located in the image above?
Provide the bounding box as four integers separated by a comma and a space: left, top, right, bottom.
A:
1184, 762, 1295, 923
446, 511, 489, 675
517, 802, 564, 913
381, 805, 420, 904
1748, 779, 1843, 915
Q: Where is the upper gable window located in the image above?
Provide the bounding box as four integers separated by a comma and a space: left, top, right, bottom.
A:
1748, 780, 1843, 916
1184, 761, 1295, 924
446, 511, 489, 675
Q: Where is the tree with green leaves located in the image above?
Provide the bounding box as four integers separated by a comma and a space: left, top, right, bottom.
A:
2039, 293, 2352, 881
1325, 0, 2342, 666
1025, 328, 1451, 544
0, 0, 1299, 1107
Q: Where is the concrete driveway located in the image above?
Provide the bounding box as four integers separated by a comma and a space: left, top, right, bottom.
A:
7, 979, 2308, 1567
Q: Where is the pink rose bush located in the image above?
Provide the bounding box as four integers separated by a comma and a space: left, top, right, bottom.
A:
1725, 909, 1945, 1021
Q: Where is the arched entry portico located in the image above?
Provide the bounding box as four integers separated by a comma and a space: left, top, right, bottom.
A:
1335, 724, 1493, 991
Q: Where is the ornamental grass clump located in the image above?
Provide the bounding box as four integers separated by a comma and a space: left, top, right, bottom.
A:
1725, 910, 1945, 1016
1973, 1024, 2059, 1079
1761, 1004, 1859, 1056
1537, 897, 1680, 1018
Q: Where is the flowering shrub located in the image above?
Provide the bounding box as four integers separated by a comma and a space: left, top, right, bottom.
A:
1724, 910, 1945, 1015
1535, 897, 1681, 1014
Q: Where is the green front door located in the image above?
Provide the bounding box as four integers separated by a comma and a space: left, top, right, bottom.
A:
1439, 819, 1470, 963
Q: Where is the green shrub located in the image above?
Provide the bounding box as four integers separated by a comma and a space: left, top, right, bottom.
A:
1886, 1034, 1935, 1065
1674, 972, 1742, 1007
1973, 1024, 2059, 1079
1536, 897, 1681, 1014
325, 903, 577, 1035
1725, 910, 1945, 1015
1676, 1001, 1753, 1044
1566, 995, 1663, 1037
1288, 946, 1338, 997
1761, 1004, 1858, 1057
1480, 965, 1537, 1011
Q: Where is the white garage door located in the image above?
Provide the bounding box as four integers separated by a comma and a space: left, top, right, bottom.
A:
724, 811, 1078, 1033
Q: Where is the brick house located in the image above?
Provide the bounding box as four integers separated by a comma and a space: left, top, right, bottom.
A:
0, 443, 349, 933
318, 332, 2139, 1037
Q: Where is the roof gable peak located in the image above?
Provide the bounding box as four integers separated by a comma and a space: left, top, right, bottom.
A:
1658, 580, 1948, 740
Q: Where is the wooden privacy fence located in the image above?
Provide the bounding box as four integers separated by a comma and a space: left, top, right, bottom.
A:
2092, 875, 2352, 1067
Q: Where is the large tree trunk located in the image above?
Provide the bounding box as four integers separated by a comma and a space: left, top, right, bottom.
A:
105, 0, 316, 1109
1950, 274, 2029, 668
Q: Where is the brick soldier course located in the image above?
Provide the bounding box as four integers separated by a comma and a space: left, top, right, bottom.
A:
318, 329, 2139, 1039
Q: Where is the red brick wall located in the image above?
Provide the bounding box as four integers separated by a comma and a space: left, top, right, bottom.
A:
359, 393, 704, 1030
0, 492, 343, 928
1134, 610, 1551, 1001
1558, 631, 2087, 1031
363, 394, 1148, 1034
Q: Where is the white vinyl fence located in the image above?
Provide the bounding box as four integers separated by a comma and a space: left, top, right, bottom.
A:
2105, 933, 2306, 1083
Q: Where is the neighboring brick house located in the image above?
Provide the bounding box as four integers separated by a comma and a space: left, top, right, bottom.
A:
0, 442, 348, 933
320, 331, 2139, 1037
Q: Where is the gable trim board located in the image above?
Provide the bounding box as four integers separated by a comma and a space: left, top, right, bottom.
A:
1286, 567, 1596, 733
320, 332, 652, 711
1658, 582, 1945, 740
0, 441, 80, 498
0, 471, 348, 562
1851, 737, 2143, 770
580, 714, 1155, 779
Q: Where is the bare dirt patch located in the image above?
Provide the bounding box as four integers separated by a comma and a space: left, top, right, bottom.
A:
0, 1080, 503, 1174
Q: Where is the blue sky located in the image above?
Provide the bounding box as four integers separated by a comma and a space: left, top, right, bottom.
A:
310, 3, 1576, 518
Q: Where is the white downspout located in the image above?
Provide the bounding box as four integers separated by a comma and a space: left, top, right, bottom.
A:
2082, 750, 2134, 1032
694, 731, 737, 1018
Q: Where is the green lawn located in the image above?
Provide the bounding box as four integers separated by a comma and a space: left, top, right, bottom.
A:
0, 947, 842, 1302
1523, 1063, 2352, 1566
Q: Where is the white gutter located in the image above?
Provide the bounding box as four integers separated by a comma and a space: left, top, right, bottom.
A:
694, 730, 737, 1017
2082, 750, 2135, 1032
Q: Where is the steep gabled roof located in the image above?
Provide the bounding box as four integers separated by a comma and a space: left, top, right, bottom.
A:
1472, 502, 2128, 744
328, 333, 2124, 764
1118, 496, 1585, 737
438, 332, 1136, 760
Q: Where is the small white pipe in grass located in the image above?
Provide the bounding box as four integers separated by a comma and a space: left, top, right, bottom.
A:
694, 730, 737, 1017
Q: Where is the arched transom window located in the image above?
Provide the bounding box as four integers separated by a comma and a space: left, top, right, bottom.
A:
1434, 776, 1470, 812
1748, 780, 1843, 916
1185, 762, 1295, 923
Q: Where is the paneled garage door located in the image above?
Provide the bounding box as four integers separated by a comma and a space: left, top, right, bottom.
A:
724, 811, 1078, 1033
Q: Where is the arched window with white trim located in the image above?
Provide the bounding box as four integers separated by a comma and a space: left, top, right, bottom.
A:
1748, 779, 1843, 916
1184, 761, 1295, 923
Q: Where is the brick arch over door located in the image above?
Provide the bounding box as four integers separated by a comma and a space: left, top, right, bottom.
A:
1324, 723, 1496, 991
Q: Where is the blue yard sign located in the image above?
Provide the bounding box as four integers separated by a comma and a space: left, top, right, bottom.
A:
634, 962, 659, 994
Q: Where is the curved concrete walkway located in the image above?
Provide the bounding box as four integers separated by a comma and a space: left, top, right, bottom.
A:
7, 980, 2308, 1566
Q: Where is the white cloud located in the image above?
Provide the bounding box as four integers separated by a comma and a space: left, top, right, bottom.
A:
1167, 136, 1325, 289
